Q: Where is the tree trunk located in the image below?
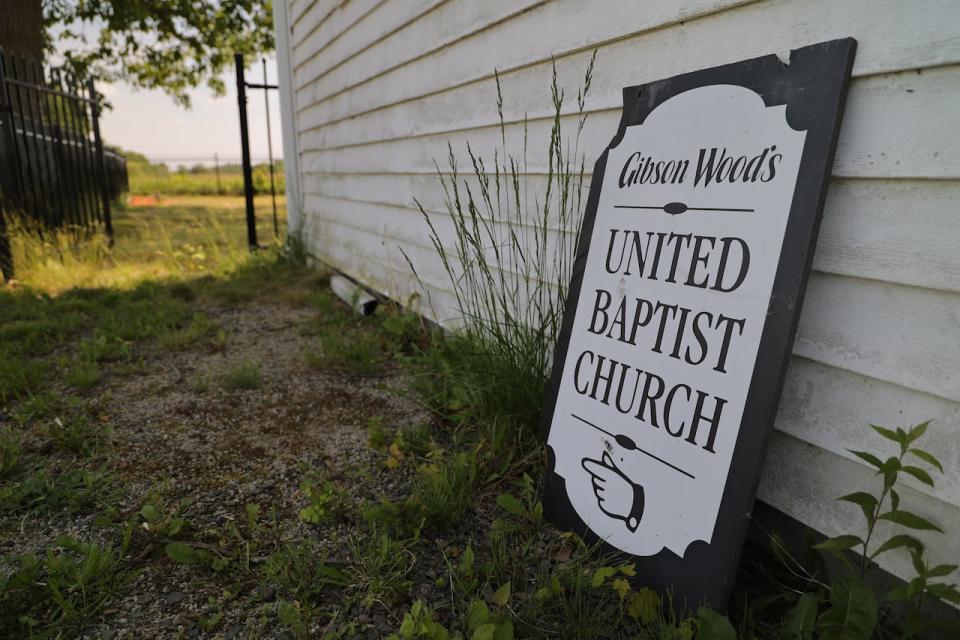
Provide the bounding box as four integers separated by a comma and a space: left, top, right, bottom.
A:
0, 0, 43, 61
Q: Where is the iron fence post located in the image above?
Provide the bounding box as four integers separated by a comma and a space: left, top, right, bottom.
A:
87, 78, 113, 243
235, 53, 258, 250
0, 49, 19, 280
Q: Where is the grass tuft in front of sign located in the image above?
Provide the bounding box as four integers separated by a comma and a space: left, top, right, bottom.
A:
404, 53, 595, 434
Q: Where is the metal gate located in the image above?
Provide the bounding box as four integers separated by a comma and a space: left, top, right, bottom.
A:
0, 49, 127, 279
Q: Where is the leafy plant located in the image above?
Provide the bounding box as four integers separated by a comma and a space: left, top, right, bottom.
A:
390, 600, 451, 640
298, 475, 350, 525
782, 420, 960, 639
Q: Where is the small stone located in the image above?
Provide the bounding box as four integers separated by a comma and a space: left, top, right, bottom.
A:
164, 592, 187, 606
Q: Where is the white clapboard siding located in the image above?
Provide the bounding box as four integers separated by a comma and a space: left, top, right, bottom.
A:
305, 174, 960, 295
295, 0, 960, 133
290, 0, 356, 40
277, 0, 960, 583
300, 66, 960, 179
760, 431, 960, 582
293, 0, 441, 79
303, 194, 960, 400
295, 0, 545, 105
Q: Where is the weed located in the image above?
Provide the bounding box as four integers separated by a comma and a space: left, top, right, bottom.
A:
796, 421, 960, 637
63, 356, 102, 390
188, 372, 212, 393
0, 467, 116, 514
346, 529, 415, 608
416, 451, 480, 529
159, 312, 222, 350
306, 330, 383, 376
361, 499, 426, 542
0, 350, 47, 403
0, 536, 125, 637
222, 360, 262, 390
298, 474, 350, 525
49, 414, 109, 457
13, 391, 63, 425
367, 415, 389, 448
0, 428, 22, 478
79, 334, 131, 363
404, 55, 595, 435
388, 600, 450, 640
265, 539, 349, 601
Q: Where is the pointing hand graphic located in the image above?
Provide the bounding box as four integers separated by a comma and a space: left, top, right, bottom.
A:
581, 451, 645, 532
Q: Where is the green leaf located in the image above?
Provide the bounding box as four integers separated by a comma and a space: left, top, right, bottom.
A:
591, 566, 616, 588
878, 510, 943, 532
817, 577, 877, 640
848, 450, 883, 471
459, 543, 475, 577
534, 586, 552, 602
472, 623, 496, 640
140, 503, 159, 522
781, 592, 820, 640
926, 583, 960, 605
165, 541, 196, 565
909, 549, 927, 577
870, 534, 923, 560
493, 620, 514, 640
495, 494, 525, 517
611, 578, 631, 600
628, 587, 661, 624
927, 564, 958, 578
869, 424, 903, 444
900, 465, 934, 486
906, 420, 930, 444
907, 448, 943, 473
695, 607, 736, 640
466, 600, 489, 632
839, 492, 877, 524
815, 535, 864, 553
490, 582, 510, 607
890, 489, 900, 512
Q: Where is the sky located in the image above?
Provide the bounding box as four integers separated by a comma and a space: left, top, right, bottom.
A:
96, 58, 285, 168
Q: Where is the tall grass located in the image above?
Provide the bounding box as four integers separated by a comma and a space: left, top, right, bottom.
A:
3, 196, 280, 293
407, 55, 595, 430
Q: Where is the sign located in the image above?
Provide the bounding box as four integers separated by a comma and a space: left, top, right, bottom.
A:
541, 39, 856, 609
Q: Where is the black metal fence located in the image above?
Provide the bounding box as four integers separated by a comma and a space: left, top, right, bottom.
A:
0, 49, 127, 279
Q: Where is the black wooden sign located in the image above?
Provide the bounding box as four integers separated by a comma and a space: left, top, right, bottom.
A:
540, 39, 857, 610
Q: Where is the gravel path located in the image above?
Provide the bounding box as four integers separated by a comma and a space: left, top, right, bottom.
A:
7, 299, 432, 639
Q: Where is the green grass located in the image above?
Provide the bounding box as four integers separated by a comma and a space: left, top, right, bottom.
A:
0, 537, 126, 638
221, 360, 263, 390
6, 194, 286, 294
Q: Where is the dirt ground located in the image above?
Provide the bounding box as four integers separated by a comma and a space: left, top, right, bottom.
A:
2, 288, 437, 638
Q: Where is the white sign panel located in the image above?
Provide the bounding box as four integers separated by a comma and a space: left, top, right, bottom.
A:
540, 39, 856, 608
549, 84, 805, 556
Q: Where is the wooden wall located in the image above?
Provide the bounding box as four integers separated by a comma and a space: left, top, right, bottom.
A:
276, 0, 960, 581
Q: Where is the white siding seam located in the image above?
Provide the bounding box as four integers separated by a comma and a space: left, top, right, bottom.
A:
293, 0, 550, 103
297, 63, 960, 150
293, 0, 960, 128
292, 0, 400, 74
290, 0, 333, 30
292, 0, 753, 117
293, 0, 449, 80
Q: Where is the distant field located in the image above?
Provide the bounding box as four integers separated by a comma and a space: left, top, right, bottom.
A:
127, 155, 284, 197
